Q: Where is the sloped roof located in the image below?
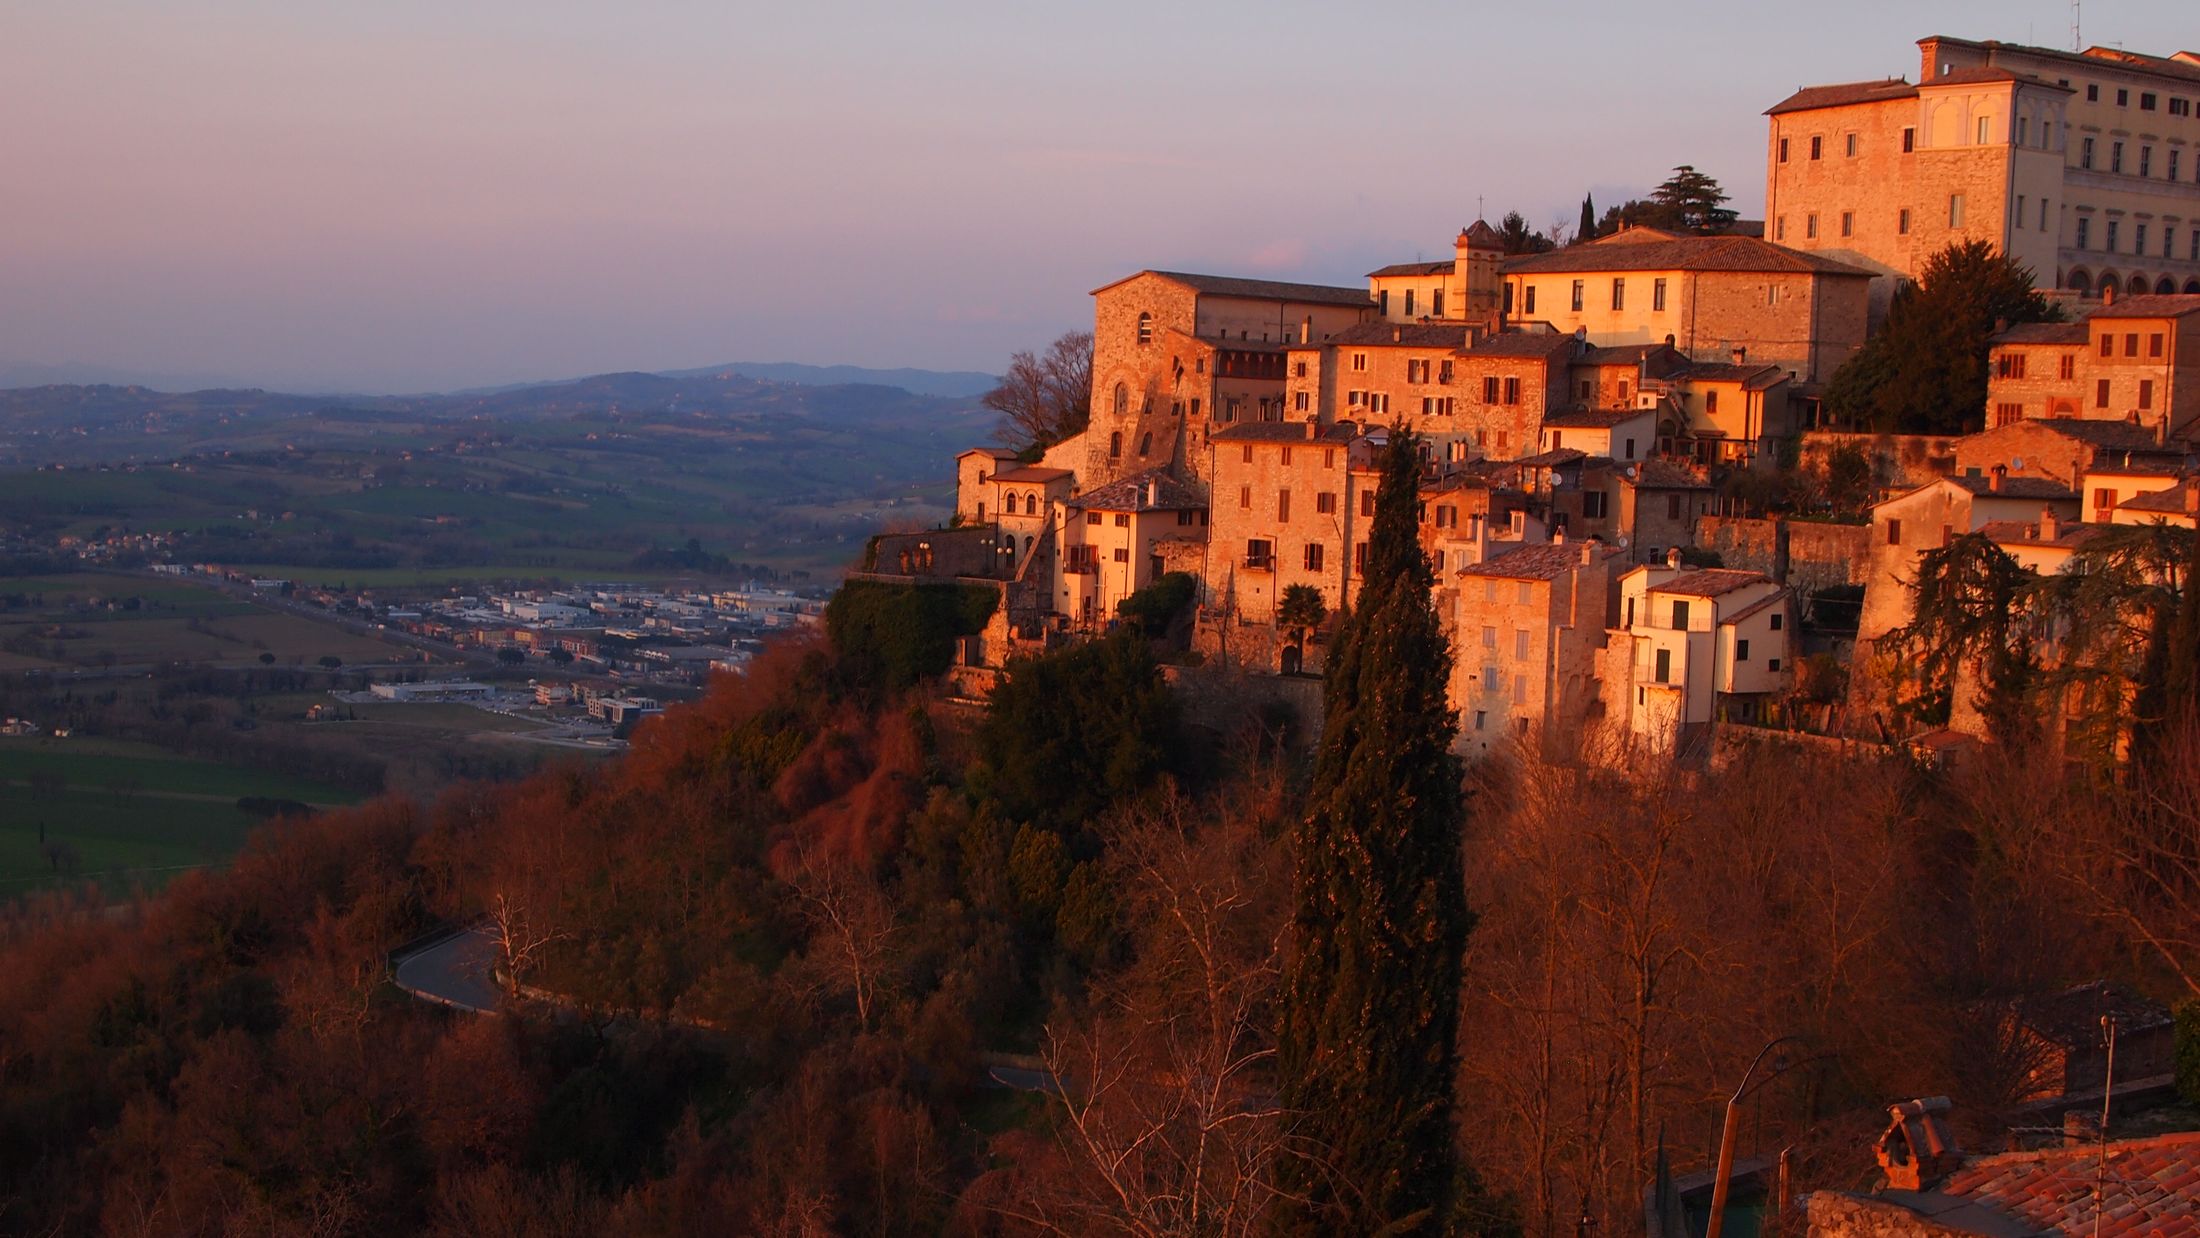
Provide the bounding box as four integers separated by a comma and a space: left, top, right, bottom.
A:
1092, 270, 1371, 307
1947, 475, 2078, 500
1977, 519, 2110, 550
991, 466, 1073, 483
2009, 980, 2173, 1046
1924, 66, 2068, 92
2008, 418, 2177, 454
1322, 321, 1476, 349
1467, 331, 1579, 359
1994, 322, 2090, 345
1766, 77, 1917, 115
1067, 469, 1205, 512
1913, 1131, 2200, 1236
1622, 460, 1713, 490
1543, 408, 1652, 428
1367, 260, 1454, 278
2119, 479, 2200, 513
1679, 362, 1788, 390
1501, 234, 1875, 278
1461, 542, 1601, 581
2090, 294, 2200, 321
1209, 421, 1357, 444
1650, 568, 1770, 598
1580, 343, 1678, 366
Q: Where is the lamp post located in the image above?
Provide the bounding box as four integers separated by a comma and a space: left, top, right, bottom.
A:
1705, 1035, 1812, 1238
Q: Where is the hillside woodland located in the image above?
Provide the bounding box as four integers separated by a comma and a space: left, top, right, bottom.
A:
3, 579, 2199, 1234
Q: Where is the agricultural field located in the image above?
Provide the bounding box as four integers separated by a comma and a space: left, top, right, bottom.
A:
0, 571, 426, 670
0, 735, 364, 897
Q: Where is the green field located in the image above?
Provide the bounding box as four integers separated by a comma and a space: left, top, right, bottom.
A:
0, 571, 429, 669
0, 737, 365, 897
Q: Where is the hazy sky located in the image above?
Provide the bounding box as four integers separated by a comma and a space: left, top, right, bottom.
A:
3, 1, 2192, 392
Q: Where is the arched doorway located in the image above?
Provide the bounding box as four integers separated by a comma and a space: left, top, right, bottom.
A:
2098, 269, 2120, 294
1280, 645, 1303, 676
2130, 274, 2150, 294
2067, 269, 2092, 294
2185, 279, 2200, 294
2158, 277, 2178, 294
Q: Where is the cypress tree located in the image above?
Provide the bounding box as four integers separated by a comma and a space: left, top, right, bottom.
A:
1275, 427, 1476, 1234
1577, 193, 1597, 244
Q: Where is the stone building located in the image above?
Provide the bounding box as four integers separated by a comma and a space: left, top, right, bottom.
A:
1497, 228, 1874, 383
1453, 539, 1625, 758
1366, 219, 1506, 324
1768, 35, 2200, 322
1057, 469, 1207, 629
1857, 471, 2082, 649
1986, 293, 2200, 435
1082, 270, 1373, 488
1606, 565, 1793, 755
1950, 415, 2184, 488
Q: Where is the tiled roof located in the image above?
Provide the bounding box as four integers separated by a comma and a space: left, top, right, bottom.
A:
1580, 343, 1676, 366
2010, 980, 2173, 1046
961, 446, 1020, 458
2090, 294, 2200, 321
1977, 519, 2110, 550
1679, 361, 1788, 390
1461, 542, 1601, 581
2083, 458, 2186, 477
2009, 419, 2177, 453
1463, 219, 1503, 250
1622, 460, 1713, 490
1995, 322, 2090, 345
1947, 475, 2078, 500
1322, 321, 1475, 348
1067, 469, 1205, 512
1367, 260, 1453, 278
1501, 234, 1875, 278
1765, 77, 1917, 115
1922, 35, 2200, 87
1925, 66, 2068, 91
2119, 479, 2200, 513
1543, 409, 1650, 428
1925, 1132, 2200, 1237
1209, 420, 1357, 444
1467, 331, 1580, 359
1650, 568, 1770, 598
1511, 448, 1588, 468
1722, 589, 1790, 624
1095, 270, 1372, 308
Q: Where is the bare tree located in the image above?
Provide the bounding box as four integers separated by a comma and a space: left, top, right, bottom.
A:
785, 841, 899, 1032
987, 331, 1094, 452
486, 891, 565, 998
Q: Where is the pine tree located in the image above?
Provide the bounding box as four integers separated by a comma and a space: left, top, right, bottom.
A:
1276, 427, 1477, 1234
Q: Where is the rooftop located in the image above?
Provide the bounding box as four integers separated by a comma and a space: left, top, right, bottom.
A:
1991, 418, 2176, 454
2118, 479, 2200, 514
990, 465, 1073, 483
1650, 568, 1770, 599
1622, 460, 1714, 491
1367, 259, 1454, 278
1580, 343, 1680, 366
1461, 541, 1603, 581
1870, 1131, 2200, 1237
1994, 322, 2091, 345
1543, 408, 1652, 429
1924, 34, 2200, 87
1094, 270, 1372, 308
1466, 331, 1580, 359
1209, 420, 1358, 444
1320, 321, 1476, 349
1677, 361, 1788, 389
1501, 233, 1875, 279
1067, 469, 1206, 512
1976, 519, 2110, 550
1765, 77, 1918, 115
2090, 294, 2200, 321
1947, 474, 2078, 501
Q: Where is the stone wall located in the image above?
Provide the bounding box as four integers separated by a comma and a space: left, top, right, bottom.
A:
1160, 660, 1325, 748
1800, 1192, 1961, 1237
1800, 432, 1960, 495
1696, 515, 1871, 597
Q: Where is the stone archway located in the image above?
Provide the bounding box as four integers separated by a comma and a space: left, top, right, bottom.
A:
2067, 269, 2092, 294
2158, 277, 2178, 294
2130, 273, 2150, 294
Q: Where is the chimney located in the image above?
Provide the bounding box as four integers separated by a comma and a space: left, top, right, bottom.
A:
2039, 505, 2058, 541
1580, 540, 1596, 565
1990, 464, 2007, 493
1666, 547, 1682, 569
1553, 528, 1567, 545
1146, 478, 1158, 507
1302, 315, 1313, 342
1393, 326, 1403, 342
2103, 282, 2117, 306
1876, 1098, 1963, 1191
1731, 346, 1748, 365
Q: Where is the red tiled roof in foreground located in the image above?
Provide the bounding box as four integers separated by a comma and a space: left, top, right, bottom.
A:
1933, 1131, 2200, 1237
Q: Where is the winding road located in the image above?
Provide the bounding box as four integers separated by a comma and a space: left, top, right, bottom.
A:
389, 924, 502, 1013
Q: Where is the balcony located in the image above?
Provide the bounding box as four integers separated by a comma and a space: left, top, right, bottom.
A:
1064, 560, 1098, 576
1243, 554, 1274, 572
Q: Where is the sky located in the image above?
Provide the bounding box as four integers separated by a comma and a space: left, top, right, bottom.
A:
2, 0, 2193, 393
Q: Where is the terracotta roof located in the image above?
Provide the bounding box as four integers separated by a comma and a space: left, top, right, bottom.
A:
1580, 343, 1677, 366
1766, 77, 1917, 115
1921, 1131, 2200, 1236
1067, 469, 1205, 512
2083, 458, 2186, 477
1650, 568, 1770, 598
1998, 419, 2177, 454
1322, 321, 1475, 349
1723, 589, 1790, 624
1367, 260, 1453, 278
1501, 235, 1875, 278
961, 446, 1021, 458
1995, 322, 2090, 345
1209, 420, 1358, 444
1467, 331, 1579, 359
2011, 980, 2174, 1046
1948, 475, 2079, 500
1511, 448, 1588, 468
990, 466, 1073, 483
1460, 542, 1601, 581
2090, 294, 2200, 321
1094, 270, 1372, 308
1463, 220, 1503, 250
1922, 35, 2200, 88
1977, 519, 2110, 550
1543, 408, 1651, 428
1679, 361, 1788, 389
1622, 460, 1713, 490
2119, 479, 2200, 513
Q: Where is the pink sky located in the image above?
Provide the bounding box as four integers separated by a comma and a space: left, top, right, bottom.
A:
4, 1, 2192, 392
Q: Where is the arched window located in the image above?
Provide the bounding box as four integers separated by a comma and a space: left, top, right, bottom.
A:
2185, 279, 2200, 294
1025, 493, 1038, 515
1137, 432, 1152, 456
1024, 536, 1033, 555
1137, 312, 1153, 345
2158, 277, 2178, 294
1109, 431, 1122, 458
2067, 269, 2092, 294
2130, 274, 2150, 294
1112, 383, 1129, 414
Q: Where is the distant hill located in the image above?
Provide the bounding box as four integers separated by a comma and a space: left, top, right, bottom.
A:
665, 361, 999, 399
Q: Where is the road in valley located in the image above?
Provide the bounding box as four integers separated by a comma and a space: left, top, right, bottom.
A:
390, 924, 502, 1014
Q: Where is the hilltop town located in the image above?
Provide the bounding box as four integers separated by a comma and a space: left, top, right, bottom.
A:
873, 32, 2200, 770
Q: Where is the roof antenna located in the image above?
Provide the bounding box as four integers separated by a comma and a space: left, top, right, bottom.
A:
2071, 0, 2081, 52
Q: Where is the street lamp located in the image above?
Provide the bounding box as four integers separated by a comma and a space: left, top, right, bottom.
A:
1705, 1035, 1815, 1238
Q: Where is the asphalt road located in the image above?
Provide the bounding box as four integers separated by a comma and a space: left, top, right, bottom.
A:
390, 924, 502, 1014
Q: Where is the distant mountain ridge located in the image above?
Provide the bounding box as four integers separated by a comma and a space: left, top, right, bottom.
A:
3, 360, 1001, 401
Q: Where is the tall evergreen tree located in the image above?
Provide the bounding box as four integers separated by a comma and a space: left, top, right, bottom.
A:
1276, 428, 1477, 1234
1577, 193, 1597, 244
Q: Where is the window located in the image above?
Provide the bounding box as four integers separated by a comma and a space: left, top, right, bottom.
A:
1238, 485, 1250, 508
1886, 518, 1902, 546
2060, 354, 2076, 380
1246, 538, 1271, 567
2077, 216, 2091, 249
1351, 352, 1367, 372
1085, 510, 1102, 526
2143, 92, 2158, 110
2137, 223, 2150, 254
2017, 116, 2029, 146
2169, 228, 2179, 259
1136, 432, 1151, 456
1652, 278, 1667, 312
1976, 115, 1990, 144
2142, 146, 2154, 178
1671, 599, 1691, 629
1304, 543, 1325, 571
1997, 352, 2027, 379
1112, 383, 1129, 414
1511, 674, 1527, 706
2086, 83, 2099, 102
1902, 127, 1915, 153
2107, 220, 2119, 252
1769, 658, 1781, 672
1779, 136, 1789, 162
2082, 137, 2094, 169
1582, 491, 1608, 519
1315, 491, 1336, 515
1404, 289, 1416, 317
2112, 141, 2124, 173
1433, 288, 1444, 316
1949, 194, 1965, 228
1611, 278, 1625, 311
1434, 503, 1456, 528
1806, 213, 1819, 239
1514, 629, 1530, 659
1570, 280, 1584, 312
1654, 648, 1671, 683
2041, 198, 2050, 231
1666, 493, 1682, 520
1481, 625, 1497, 649
1523, 285, 1536, 314
1111, 547, 1128, 563
1353, 542, 1368, 574
2141, 380, 2155, 410
1736, 638, 1750, 662
2016, 195, 2025, 225
1276, 490, 1290, 522
2116, 88, 2128, 107
1439, 360, 1452, 384
1109, 431, 1122, 458
1240, 444, 1254, 463
2097, 378, 2112, 408
1845, 132, 1858, 157
1840, 211, 1854, 238
2127, 333, 2140, 357
1898, 208, 1910, 235
1502, 377, 1520, 405
1705, 390, 1719, 414
1775, 216, 1786, 241
1294, 391, 1309, 412
1770, 613, 1782, 631
1810, 135, 1822, 160
1995, 402, 2023, 426
2097, 487, 2118, 512
2152, 334, 2166, 358
1360, 491, 1375, 517
1378, 290, 1389, 316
